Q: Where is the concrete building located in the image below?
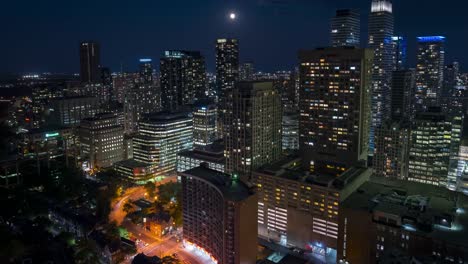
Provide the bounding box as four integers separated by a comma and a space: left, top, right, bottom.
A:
415, 36, 446, 110
79, 41, 101, 83
239, 61, 255, 81
330, 9, 360, 47
252, 157, 371, 263
193, 100, 217, 147
298, 47, 372, 175
78, 113, 124, 170
177, 141, 225, 173
391, 70, 415, 122
133, 112, 193, 177
49, 96, 100, 127
391, 36, 407, 71
180, 165, 258, 264
113, 159, 153, 184
373, 121, 410, 179
160, 50, 207, 111
224, 81, 282, 179
408, 108, 452, 187
282, 112, 299, 151
337, 177, 468, 264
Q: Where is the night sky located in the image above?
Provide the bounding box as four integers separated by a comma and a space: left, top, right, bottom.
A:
1, 0, 467, 74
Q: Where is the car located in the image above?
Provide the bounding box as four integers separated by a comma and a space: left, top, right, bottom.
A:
144, 243, 149, 246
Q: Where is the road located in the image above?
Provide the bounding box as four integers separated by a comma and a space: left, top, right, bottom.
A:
109, 176, 206, 264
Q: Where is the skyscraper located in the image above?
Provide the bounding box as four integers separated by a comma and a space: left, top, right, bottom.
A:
239, 61, 255, 81
180, 165, 257, 264
408, 108, 452, 187
442, 62, 460, 98
372, 121, 409, 179
79, 42, 101, 83
391, 69, 415, 121
330, 9, 360, 47
368, 0, 394, 153
216, 38, 239, 97
391, 36, 407, 70
298, 47, 373, 176
216, 39, 239, 138
224, 81, 282, 179
139, 58, 154, 84
133, 112, 193, 177
193, 100, 217, 147
160, 50, 207, 112
415, 36, 446, 110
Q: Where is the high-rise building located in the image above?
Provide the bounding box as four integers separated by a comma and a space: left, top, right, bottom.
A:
180, 165, 257, 264
252, 158, 371, 262
372, 121, 410, 179
239, 61, 255, 81
139, 58, 153, 84
368, 0, 394, 153
391, 36, 407, 70
160, 50, 207, 112
133, 112, 193, 176
224, 81, 282, 179
298, 47, 373, 176
193, 100, 217, 147
79, 42, 101, 83
330, 9, 360, 47
442, 62, 460, 98
112, 72, 138, 104
282, 112, 299, 151
408, 108, 452, 187
216, 39, 240, 138
337, 178, 468, 264
78, 113, 124, 170
216, 38, 239, 97
415, 36, 446, 110
391, 70, 415, 122
49, 96, 100, 127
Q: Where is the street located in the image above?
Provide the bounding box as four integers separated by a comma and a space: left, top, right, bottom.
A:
109, 176, 206, 264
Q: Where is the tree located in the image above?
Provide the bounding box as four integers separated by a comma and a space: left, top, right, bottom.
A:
161, 255, 182, 264
73, 239, 103, 264
144, 181, 156, 198
157, 182, 181, 205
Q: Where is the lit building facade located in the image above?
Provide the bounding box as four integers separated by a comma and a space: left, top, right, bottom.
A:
282, 112, 299, 151
330, 9, 360, 47
252, 158, 371, 263
78, 113, 125, 170
133, 112, 193, 176
408, 108, 452, 187
193, 100, 217, 147
415, 36, 446, 110
239, 61, 254, 81
49, 96, 100, 127
224, 81, 282, 179
180, 165, 258, 264
160, 50, 207, 111
372, 121, 409, 179
216, 38, 239, 97
298, 47, 372, 175
177, 141, 225, 173
368, 0, 394, 153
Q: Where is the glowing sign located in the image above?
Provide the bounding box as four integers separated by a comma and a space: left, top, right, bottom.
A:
45, 132, 59, 138
139, 58, 152, 63
417, 36, 446, 43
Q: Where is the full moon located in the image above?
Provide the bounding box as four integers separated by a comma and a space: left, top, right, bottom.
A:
229, 12, 236, 20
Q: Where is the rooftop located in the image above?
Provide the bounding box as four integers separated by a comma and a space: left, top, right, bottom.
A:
342, 176, 468, 248
114, 159, 149, 169
180, 165, 255, 201
142, 111, 191, 123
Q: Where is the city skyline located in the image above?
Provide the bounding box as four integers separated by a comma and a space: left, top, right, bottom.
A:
1, 0, 467, 74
